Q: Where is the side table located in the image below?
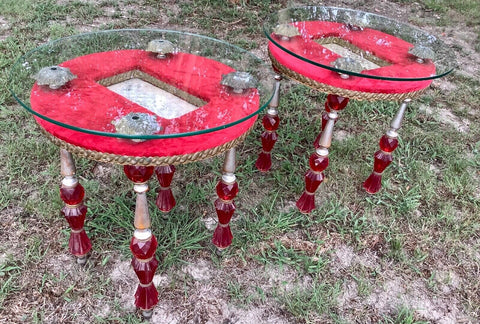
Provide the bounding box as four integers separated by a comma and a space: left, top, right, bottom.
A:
256, 6, 455, 213
10, 29, 273, 317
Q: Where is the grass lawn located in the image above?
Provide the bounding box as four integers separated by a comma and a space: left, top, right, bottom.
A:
0, 0, 479, 323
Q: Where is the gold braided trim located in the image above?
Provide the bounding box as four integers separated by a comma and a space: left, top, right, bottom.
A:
41, 126, 253, 166
269, 52, 427, 101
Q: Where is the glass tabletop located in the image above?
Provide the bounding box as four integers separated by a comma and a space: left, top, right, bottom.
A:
264, 6, 456, 81
10, 29, 274, 140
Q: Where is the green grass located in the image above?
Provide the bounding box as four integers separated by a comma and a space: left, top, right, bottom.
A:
255, 240, 329, 274
1, 0, 479, 322
279, 279, 342, 323
0, 259, 21, 307
380, 306, 429, 324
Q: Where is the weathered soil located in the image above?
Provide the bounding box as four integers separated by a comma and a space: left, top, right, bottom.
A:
1, 0, 479, 323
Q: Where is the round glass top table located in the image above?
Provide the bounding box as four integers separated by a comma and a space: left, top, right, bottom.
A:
255, 6, 455, 213
10, 29, 274, 317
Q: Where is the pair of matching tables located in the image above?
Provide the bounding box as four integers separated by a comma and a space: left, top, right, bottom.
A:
10, 6, 453, 318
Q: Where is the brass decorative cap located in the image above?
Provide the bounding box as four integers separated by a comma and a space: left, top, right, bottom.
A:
220, 72, 257, 93
146, 39, 175, 58
32, 66, 77, 89
112, 112, 161, 142
273, 24, 301, 39
408, 45, 435, 63
331, 57, 364, 79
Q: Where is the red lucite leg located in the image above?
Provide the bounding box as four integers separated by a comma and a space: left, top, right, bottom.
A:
256, 74, 281, 172
155, 165, 176, 212
297, 94, 349, 213
364, 99, 410, 194
296, 153, 329, 214
124, 165, 158, 319
212, 148, 238, 249
59, 149, 91, 264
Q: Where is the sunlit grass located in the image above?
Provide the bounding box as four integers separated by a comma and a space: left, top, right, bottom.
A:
0, 0, 479, 322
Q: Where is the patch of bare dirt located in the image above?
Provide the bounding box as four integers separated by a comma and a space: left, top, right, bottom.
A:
2, 0, 480, 323
436, 27, 480, 80
141, 257, 298, 323
336, 265, 470, 323
366, 276, 466, 323
109, 259, 138, 312
0, 16, 8, 41
419, 104, 471, 133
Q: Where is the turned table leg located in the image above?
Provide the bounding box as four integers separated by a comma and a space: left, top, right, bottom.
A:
296, 94, 349, 213
363, 99, 411, 194
59, 149, 92, 264
255, 74, 282, 172
123, 166, 159, 319
212, 148, 238, 250
155, 165, 176, 212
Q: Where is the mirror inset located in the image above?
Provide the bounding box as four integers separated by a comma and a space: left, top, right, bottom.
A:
314, 37, 391, 71
99, 70, 206, 120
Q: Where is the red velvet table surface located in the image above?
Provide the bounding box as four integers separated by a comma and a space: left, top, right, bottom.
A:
269, 21, 435, 94
31, 50, 259, 157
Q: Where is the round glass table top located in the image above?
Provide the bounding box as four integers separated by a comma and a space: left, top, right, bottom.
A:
10, 29, 274, 140
264, 6, 456, 82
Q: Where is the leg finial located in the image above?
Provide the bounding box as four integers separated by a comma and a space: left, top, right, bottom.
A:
124, 165, 159, 316
256, 74, 282, 172
363, 99, 410, 194
296, 95, 349, 213
213, 148, 238, 249
59, 149, 92, 262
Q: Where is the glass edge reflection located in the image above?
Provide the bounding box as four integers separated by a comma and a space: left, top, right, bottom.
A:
9, 29, 275, 139
264, 6, 455, 82
10, 88, 273, 139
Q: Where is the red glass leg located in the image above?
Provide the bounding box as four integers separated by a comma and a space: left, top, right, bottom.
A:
124, 165, 158, 319
212, 148, 238, 249
363, 99, 410, 194
256, 74, 282, 172
155, 165, 176, 212
297, 94, 349, 213
59, 149, 91, 264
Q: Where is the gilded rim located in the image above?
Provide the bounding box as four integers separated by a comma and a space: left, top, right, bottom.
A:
269, 51, 428, 101
41, 126, 254, 166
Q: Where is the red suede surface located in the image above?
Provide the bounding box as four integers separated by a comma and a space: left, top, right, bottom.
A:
31, 50, 259, 157
269, 21, 435, 94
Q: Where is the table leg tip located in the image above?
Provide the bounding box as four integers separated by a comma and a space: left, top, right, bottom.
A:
142, 309, 153, 319
76, 255, 88, 265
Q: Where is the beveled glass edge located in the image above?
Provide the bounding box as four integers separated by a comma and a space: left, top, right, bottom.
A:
9, 29, 274, 139
264, 6, 455, 82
